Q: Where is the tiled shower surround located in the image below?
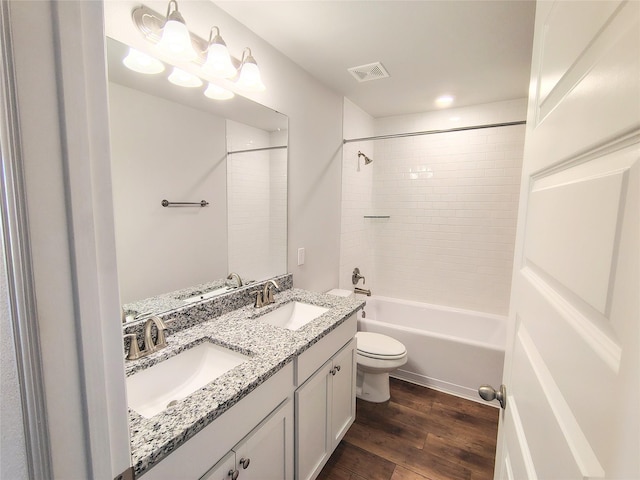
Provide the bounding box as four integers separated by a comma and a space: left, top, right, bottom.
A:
340, 99, 526, 315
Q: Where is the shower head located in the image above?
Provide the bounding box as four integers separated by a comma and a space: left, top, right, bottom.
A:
358, 151, 373, 165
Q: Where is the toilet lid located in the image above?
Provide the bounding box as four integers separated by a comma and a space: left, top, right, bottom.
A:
356, 332, 406, 359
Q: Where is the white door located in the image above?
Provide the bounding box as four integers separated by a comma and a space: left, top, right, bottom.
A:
494, 1, 640, 479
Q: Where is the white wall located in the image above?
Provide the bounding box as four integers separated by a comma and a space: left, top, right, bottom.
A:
109, 82, 228, 303
341, 99, 526, 315
104, 1, 344, 294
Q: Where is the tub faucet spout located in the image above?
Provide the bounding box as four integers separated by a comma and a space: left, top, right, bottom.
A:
354, 287, 371, 296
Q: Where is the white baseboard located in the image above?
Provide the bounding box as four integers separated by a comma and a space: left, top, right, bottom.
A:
390, 369, 499, 408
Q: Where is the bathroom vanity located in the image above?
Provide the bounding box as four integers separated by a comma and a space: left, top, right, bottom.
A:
123, 284, 363, 479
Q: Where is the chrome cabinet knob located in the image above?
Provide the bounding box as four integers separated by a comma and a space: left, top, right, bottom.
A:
478, 384, 507, 409
228, 469, 239, 480
239, 457, 250, 469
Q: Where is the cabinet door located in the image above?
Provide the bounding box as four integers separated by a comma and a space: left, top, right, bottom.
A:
200, 451, 236, 480
234, 398, 294, 480
330, 339, 356, 447
295, 360, 333, 480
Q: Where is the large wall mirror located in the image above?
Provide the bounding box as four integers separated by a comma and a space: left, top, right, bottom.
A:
106, 37, 288, 317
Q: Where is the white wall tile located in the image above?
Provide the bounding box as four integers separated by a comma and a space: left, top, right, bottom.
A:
341, 99, 526, 315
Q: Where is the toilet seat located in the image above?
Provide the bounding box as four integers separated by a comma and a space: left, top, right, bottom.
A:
356, 332, 406, 360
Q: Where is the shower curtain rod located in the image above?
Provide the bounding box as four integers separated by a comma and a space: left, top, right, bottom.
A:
227, 145, 287, 155
343, 120, 526, 144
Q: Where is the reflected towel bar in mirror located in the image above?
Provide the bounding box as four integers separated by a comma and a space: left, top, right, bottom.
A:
161, 199, 209, 207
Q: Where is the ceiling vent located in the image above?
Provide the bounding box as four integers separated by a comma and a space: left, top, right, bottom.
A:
347, 62, 390, 82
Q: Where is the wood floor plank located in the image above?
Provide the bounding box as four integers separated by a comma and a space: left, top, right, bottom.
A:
388, 378, 436, 412
354, 400, 431, 449
318, 441, 396, 480
390, 465, 432, 480
343, 421, 412, 466
424, 433, 496, 475
319, 380, 499, 480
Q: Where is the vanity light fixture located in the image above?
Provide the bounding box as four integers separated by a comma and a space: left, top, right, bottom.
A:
131, 3, 266, 91
204, 83, 235, 100
122, 47, 165, 74
236, 48, 266, 92
168, 67, 203, 88
202, 27, 237, 79
156, 0, 197, 61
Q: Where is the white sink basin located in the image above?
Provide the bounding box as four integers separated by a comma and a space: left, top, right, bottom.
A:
257, 302, 329, 331
182, 286, 232, 304
126, 342, 250, 418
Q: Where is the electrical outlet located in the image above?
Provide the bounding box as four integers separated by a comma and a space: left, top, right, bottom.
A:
297, 248, 305, 266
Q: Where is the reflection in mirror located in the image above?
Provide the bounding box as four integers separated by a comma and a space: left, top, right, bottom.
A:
227, 121, 287, 281
105, 37, 288, 320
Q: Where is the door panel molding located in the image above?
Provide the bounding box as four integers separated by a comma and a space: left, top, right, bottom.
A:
503, 397, 538, 480
517, 325, 605, 478
537, 1, 636, 124
521, 265, 621, 373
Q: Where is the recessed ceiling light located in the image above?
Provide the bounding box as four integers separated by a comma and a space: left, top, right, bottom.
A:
168, 67, 203, 88
435, 95, 454, 108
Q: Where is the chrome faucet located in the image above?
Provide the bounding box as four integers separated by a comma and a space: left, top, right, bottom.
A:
354, 287, 372, 296
252, 280, 280, 308
226, 272, 243, 288
263, 280, 280, 305
124, 315, 168, 360
144, 316, 167, 351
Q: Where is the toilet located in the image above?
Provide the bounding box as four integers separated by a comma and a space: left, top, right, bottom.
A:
355, 332, 407, 403
326, 289, 408, 403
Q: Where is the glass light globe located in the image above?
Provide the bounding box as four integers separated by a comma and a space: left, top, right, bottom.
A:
168, 67, 202, 88
203, 43, 237, 79
157, 19, 197, 61
204, 83, 235, 100
122, 48, 165, 74
237, 61, 265, 92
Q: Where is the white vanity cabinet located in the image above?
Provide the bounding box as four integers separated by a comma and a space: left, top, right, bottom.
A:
138, 312, 358, 480
295, 316, 357, 480
201, 398, 294, 480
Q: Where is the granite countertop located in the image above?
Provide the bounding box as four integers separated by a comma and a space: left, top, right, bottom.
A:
126, 288, 364, 477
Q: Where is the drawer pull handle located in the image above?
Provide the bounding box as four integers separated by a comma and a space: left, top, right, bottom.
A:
239, 457, 250, 469
228, 469, 239, 480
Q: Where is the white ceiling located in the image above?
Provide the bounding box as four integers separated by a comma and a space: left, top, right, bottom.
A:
215, 1, 536, 118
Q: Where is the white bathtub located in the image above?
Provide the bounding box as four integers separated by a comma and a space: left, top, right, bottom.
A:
356, 295, 506, 404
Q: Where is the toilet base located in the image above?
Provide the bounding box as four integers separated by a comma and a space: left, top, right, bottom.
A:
356, 368, 391, 403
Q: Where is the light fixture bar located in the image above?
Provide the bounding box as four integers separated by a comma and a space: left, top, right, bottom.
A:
132, 5, 240, 69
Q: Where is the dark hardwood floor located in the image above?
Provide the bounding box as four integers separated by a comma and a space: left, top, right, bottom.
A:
318, 378, 500, 480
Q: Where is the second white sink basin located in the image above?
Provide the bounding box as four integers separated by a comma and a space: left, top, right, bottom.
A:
126, 341, 250, 418
257, 301, 329, 331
